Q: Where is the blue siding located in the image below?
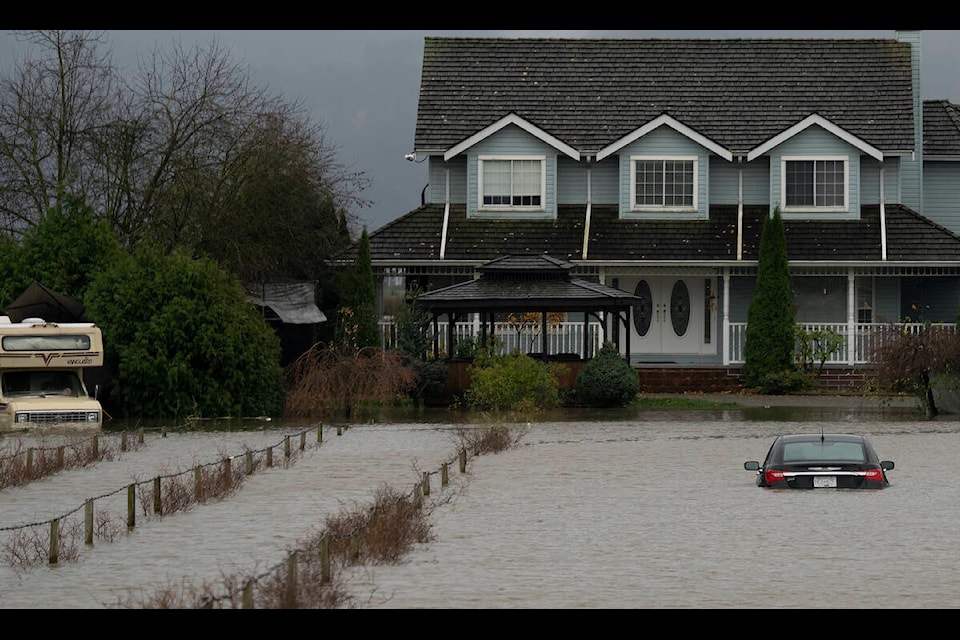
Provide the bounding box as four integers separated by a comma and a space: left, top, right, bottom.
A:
767, 126, 861, 219
710, 156, 770, 205
616, 127, 709, 219
428, 156, 467, 205
897, 30, 923, 212
860, 156, 901, 206
466, 125, 557, 217
923, 162, 960, 234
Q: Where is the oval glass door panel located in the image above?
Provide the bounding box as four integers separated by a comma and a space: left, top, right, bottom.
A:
632, 280, 652, 336
670, 280, 690, 337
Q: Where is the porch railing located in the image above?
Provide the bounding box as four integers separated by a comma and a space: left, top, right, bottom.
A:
379, 320, 957, 365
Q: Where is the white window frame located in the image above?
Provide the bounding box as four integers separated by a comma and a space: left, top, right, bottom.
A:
477, 155, 546, 212
629, 155, 698, 212
781, 155, 849, 213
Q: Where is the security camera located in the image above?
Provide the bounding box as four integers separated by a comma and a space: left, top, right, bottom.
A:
404, 152, 416, 162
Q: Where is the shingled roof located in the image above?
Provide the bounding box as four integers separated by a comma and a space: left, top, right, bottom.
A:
360, 204, 960, 265
415, 37, 915, 155
924, 100, 960, 157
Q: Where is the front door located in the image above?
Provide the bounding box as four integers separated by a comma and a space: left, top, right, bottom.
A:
630, 277, 709, 355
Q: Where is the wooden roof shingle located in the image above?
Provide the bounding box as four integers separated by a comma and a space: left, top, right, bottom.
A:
416, 37, 915, 155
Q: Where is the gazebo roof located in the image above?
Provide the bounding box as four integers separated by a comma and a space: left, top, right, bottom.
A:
414, 255, 640, 313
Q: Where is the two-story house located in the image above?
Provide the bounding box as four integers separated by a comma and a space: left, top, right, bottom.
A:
350, 30, 960, 388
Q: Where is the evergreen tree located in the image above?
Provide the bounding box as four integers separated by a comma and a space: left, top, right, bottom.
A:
742, 206, 796, 390
336, 228, 380, 350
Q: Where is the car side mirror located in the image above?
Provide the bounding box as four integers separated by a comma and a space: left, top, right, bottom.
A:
881, 460, 894, 470
744, 461, 760, 471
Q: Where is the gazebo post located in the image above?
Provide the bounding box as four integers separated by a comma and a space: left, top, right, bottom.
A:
447, 314, 456, 360
583, 311, 590, 359
541, 311, 548, 361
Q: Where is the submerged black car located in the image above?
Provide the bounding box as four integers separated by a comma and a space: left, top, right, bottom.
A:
744, 433, 894, 489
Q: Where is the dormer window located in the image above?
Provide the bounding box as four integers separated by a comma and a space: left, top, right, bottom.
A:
630, 156, 697, 211
478, 156, 545, 210
782, 156, 847, 211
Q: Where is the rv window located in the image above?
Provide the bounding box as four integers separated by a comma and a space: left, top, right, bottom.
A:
2, 334, 91, 351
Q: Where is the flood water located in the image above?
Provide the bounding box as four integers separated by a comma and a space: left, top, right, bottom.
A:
2, 401, 959, 609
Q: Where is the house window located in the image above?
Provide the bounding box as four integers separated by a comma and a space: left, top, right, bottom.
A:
783, 157, 847, 210
630, 156, 697, 211
478, 156, 544, 210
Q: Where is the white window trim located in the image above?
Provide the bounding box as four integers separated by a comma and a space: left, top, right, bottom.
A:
477, 154, 547, 212
780, 155, 849, 213
629, 155, 698, 213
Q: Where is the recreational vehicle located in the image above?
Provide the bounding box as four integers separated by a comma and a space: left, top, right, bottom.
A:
0, 316, 104, 430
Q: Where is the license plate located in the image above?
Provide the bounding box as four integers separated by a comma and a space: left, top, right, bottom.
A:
813, 476, 837, 488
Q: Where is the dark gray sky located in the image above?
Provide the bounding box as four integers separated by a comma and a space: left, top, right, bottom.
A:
2, 30, 958, 234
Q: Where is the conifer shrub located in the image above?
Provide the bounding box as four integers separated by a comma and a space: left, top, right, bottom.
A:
742, 206, 798, 392
573, 341, 639, 407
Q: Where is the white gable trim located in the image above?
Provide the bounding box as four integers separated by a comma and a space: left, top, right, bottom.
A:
747, 113, 883, 162
443, 113, 579, 161
596, 114, 732, 161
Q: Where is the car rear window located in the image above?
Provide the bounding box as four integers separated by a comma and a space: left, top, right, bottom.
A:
782, 441, 866, 463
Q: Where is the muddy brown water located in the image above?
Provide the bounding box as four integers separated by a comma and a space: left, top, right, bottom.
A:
1, 397, 957, 609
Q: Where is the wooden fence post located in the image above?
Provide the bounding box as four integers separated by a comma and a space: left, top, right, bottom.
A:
242, 580, 255, 609
48, 519, 59, 565
284, 552, 298, 608
138, 429, 145, 445
441, 462, 449, 487
121, 431, 127, 451
92, 435, 98, 458
320, 535, 331, 584
127, 484, 136, 529
266, 447, 273, 468
459, 448, 467, 473
153, 477, 162, 515
300, 431, 306, 451
317, 423, 323, 443
56, 446, 64, 469
85, 499, 94, 545
422, 471, 430, 497
221, 458, 231, 489
245, 451, 253, 475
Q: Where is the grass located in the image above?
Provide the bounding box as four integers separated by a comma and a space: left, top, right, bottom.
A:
631, 396, 741, 410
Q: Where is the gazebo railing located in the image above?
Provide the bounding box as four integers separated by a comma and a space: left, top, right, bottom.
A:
380, 319, 603, 358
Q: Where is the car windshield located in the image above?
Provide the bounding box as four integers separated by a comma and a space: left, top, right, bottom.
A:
782, 441, 866, 463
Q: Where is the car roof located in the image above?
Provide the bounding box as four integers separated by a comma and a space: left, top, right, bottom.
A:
778, 434, 867, 444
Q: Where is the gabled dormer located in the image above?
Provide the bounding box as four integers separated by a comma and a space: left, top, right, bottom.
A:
444, 113, 578, 219
747, 114, 884, 220
597, 114, 732, 220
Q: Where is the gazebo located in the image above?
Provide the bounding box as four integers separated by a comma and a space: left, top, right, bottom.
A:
414, 254, 641, 361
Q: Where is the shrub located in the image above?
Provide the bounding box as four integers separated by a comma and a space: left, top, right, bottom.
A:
573, 342, 639, 407
465, 351, 560, 411
84, 246, 285, 420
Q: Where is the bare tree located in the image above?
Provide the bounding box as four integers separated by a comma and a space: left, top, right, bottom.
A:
0, 30, 116, 233
0, 30, 369, 283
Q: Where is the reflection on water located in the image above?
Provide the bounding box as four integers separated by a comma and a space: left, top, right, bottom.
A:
2, 404, 959, 609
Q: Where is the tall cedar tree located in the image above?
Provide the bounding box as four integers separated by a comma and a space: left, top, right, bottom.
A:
336, 228, 380, 350
742, 206, 796, 388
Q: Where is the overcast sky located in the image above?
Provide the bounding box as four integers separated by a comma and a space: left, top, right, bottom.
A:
3, 30, 959, 234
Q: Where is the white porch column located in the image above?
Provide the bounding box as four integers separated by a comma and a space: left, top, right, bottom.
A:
847, 270, 856, 365
723, 268, 731, 366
